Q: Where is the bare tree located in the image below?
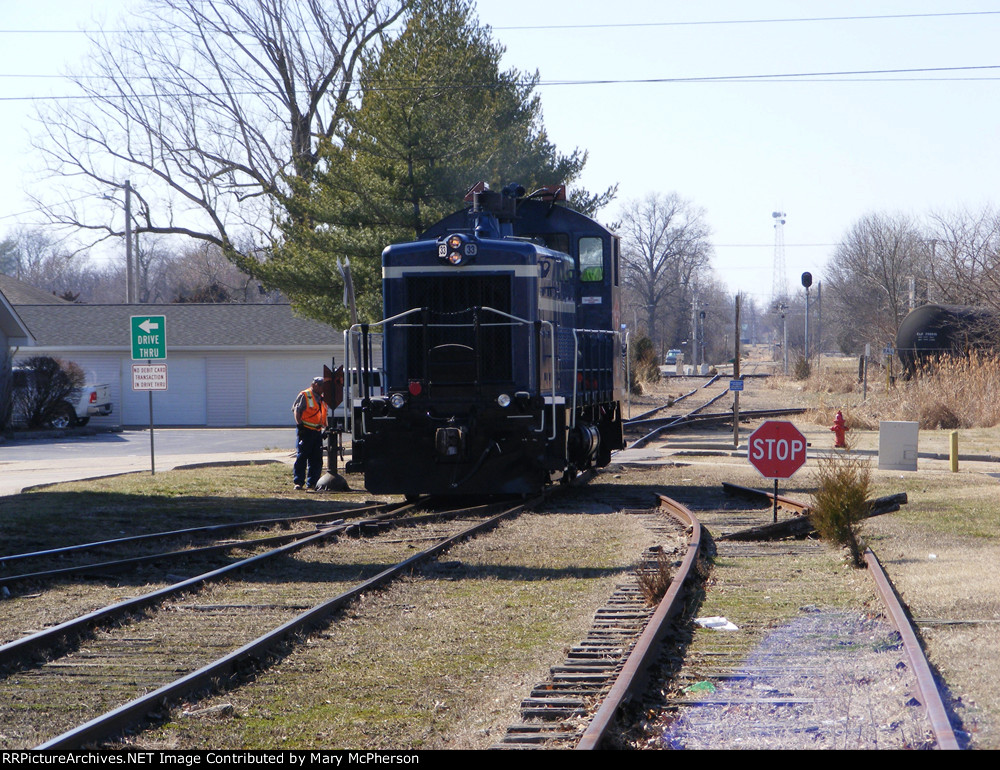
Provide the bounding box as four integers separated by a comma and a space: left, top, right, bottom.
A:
33, 0, 408, 264
925, 207, 1000, 310
825, 212, 927, 351
691, 274, 735, 366
1, 227, 91, 298
171, 242, 267, 302
619, 192, 713, 351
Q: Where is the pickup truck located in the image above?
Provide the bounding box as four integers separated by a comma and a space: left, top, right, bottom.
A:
66, 384, 113, 427
10, 368, 113, 429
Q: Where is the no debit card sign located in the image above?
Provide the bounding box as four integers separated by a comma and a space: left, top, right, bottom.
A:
132, 363, 168, 391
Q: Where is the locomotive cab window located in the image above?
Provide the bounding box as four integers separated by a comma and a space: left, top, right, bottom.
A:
543, 233, 570, 255
579, 237, 604, 282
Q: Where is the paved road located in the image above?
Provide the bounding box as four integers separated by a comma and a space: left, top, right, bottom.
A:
0, 428, 296, 495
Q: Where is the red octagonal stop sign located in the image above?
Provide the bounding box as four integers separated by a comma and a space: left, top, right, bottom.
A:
747, 420, 807, 479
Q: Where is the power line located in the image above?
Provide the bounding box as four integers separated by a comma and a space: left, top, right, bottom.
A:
3, 63, 1000, 102
3, 9, 1000, 35
495, 10, 1000, 30
716, 243, 836, 248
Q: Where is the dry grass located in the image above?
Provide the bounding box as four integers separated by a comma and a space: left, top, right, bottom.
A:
112, 512, 658, 750
636, 549, 673, 606
801, 354, 1000, 431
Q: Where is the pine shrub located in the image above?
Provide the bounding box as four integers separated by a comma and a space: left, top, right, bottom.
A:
811, 450, 873, 568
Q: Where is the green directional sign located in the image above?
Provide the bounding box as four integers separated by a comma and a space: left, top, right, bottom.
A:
131, 315, 166, 360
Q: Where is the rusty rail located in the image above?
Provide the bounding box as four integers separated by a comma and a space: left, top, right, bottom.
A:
36, 498, 537, 749
576, 493, 703, 750
723, 484, 958, 749
865, 548, 961, 750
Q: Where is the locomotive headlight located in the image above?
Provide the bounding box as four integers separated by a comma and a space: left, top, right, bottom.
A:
440, 234, 477, 266
389, 393, 407, 409
497, 393, 511, 408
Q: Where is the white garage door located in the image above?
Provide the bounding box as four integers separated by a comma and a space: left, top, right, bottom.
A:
247, 355, 332, 426
121, 356, 208, 425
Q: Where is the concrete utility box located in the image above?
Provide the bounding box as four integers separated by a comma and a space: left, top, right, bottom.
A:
878, 421, 919, 471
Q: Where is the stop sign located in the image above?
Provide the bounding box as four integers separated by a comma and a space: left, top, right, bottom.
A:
747, 421, 807, 479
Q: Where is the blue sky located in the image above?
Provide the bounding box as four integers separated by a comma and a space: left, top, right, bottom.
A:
3, 0, 1000, 306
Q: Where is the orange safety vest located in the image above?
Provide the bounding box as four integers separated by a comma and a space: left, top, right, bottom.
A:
298, 388, 327, 430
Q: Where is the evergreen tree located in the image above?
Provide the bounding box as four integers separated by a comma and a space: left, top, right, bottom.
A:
262, 0, 613, 327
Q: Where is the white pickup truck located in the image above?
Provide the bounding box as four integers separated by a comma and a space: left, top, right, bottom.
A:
65, 384, 113, 427
10, 368, 113, 429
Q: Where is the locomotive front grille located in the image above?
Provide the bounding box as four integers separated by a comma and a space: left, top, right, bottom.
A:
404, 275, 513, 383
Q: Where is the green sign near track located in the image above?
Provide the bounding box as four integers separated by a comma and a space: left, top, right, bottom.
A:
130, 315, 166, 360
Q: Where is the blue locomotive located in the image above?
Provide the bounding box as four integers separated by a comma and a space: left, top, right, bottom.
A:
344, 183, 625, 496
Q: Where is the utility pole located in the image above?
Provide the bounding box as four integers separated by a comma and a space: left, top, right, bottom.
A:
125, 180, 134, 304
771, 211, 788, 305
733, 293, 741, 447
691, 296, 700, 368
816, 282, 822, 361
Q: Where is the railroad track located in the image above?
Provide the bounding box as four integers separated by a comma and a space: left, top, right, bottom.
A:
622, 485, 959, 750
0, 500, 421, 653
495, 494, 701, 748
720, 484, 957, 749
624, 382, 806, 449
495, 484, 960, 750
0, 500, 391, 588
0, 497, 535, 749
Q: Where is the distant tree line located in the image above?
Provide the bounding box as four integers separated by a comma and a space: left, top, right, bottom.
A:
0, 228, 274, 304
823, 207, 1000, 355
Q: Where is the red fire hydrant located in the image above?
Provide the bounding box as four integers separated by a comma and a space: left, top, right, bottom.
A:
831, 410, 849, 448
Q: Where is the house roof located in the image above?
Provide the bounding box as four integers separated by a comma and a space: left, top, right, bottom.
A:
12, 303, 341, 350
0, 274, 70, 306
0, 281, 35, 348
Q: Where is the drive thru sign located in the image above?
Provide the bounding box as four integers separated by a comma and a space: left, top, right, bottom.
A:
131, 315, 166, 360
747, 420, 807, 479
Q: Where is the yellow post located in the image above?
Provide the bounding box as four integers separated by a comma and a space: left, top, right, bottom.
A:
950, 430, 959, 473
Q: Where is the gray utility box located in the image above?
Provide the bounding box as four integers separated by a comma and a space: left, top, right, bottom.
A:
878, 421, 919, 471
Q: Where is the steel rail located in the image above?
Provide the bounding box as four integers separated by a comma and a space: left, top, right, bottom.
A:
630, 388, 730, 449
2, 502, 505, 586
721, 481, 812, 514
626, 373, 724, 423
35, 498, 537, 749
723, 483, 959, 750
865, 548, 961, 750
0, 528, 336, 587
0, 502, 424, 670
576, 493, 703, 750
0, 502, 386, 566
626, 406, 807, 430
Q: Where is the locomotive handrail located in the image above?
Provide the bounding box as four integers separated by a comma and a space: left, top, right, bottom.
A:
569, 327, 623, 429
346, 307, 557, 440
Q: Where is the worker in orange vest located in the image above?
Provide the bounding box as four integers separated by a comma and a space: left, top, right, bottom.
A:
292, 377, 328, 491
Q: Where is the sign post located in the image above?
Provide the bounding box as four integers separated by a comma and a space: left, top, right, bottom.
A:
747, 420, 808, 522
130, 316, 167, 475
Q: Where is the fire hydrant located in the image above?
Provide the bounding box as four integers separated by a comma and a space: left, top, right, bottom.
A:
831, 410, 849, 448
